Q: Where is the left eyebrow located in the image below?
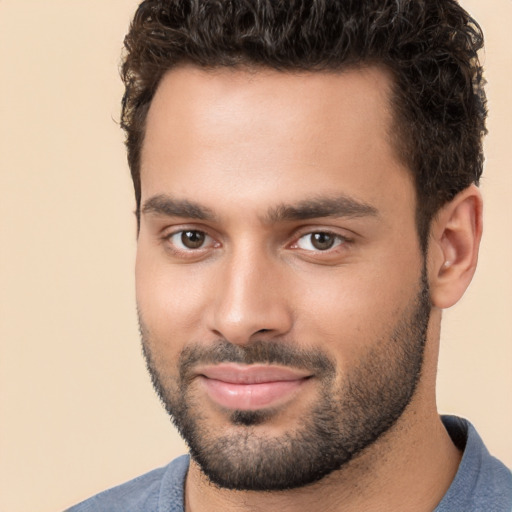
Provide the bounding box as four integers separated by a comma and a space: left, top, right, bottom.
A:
265, 195, 379, 223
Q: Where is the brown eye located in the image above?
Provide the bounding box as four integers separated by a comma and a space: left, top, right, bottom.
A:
311, 232, 335, 250
296, 232, 345, 251
166, 229, 218, 257
180, 230, 206, 249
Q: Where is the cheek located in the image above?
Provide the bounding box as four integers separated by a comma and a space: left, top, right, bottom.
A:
292, 259, 421, 362
135, 245, 208, 346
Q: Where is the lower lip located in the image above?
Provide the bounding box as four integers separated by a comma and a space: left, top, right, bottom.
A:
199, 377, 308, 410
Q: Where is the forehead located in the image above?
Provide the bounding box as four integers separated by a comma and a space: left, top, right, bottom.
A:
141, 65, 413, 218
144, 65, 394, 157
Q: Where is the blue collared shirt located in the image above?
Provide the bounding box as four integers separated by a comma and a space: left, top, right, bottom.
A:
65, 416, 512, 511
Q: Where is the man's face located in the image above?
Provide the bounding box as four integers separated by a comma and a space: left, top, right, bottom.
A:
136, 66, 430, 490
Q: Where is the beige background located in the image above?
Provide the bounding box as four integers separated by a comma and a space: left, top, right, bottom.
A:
0, 1, 510, 511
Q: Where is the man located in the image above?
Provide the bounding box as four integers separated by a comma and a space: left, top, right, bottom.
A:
66, 0, 512, 510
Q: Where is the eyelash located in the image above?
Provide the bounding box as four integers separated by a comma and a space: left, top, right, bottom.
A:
164, 230, 219, 255
293, 233, 348, 254
162, 228, 351, 258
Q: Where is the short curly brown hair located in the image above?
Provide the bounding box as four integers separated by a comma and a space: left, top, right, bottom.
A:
121, 0, 487, 248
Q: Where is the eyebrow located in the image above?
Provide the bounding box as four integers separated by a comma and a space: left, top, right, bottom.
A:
141, 195, 217, 221
265, 195, 378, 223
141, 193, 378, 223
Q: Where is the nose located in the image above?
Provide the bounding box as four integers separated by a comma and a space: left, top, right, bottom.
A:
206, 245, 293, 345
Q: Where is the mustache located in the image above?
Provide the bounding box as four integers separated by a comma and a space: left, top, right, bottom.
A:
178, 339, 336, 382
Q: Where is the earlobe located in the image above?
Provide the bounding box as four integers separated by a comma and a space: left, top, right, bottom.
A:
428, 185, 483, 309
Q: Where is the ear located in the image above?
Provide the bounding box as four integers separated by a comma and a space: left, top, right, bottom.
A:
428, 185, 483, 309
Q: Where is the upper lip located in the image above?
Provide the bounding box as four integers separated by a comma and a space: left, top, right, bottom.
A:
196, 363, 312, 384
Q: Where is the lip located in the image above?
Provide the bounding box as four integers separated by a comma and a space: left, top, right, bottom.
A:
196, 364, 312, 411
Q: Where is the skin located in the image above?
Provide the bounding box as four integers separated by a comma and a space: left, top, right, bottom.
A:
136, 65, 482, 511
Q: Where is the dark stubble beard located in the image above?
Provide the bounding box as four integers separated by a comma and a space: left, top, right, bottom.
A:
140, 271, 431, 491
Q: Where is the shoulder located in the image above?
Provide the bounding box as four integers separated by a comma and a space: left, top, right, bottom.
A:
64, 454, 190, 512
437, 415, 512, 512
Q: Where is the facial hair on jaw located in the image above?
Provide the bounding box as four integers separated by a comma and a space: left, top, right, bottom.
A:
139, 272, 431, 491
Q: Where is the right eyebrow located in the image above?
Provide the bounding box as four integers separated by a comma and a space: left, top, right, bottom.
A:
141, 194, 217, 221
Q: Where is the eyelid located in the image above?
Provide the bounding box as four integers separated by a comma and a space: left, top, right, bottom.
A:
288, 228, 351, 252
162, 226, 221, 256
161, 223, 216, 240
159, 224, 352, 257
